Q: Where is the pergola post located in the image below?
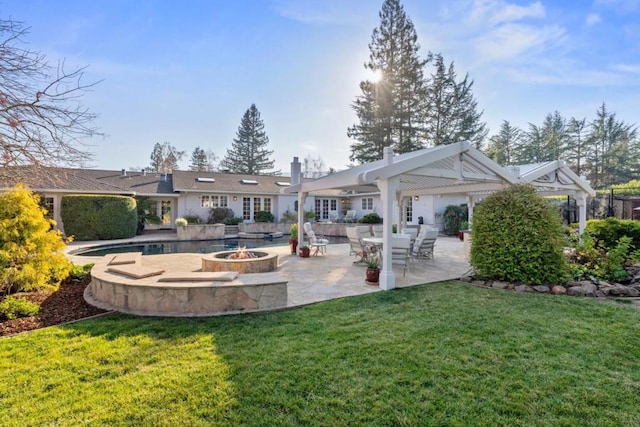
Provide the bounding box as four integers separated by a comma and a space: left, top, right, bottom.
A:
297, 190, 307, 247
577, 192, 587, 234
378, 176, 398, 291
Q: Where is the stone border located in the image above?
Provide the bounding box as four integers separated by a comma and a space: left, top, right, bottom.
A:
85, 254, 288, 317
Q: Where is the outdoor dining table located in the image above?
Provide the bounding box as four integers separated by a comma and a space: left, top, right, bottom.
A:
362, 237, 383, 247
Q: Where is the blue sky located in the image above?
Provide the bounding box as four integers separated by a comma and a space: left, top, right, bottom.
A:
2, 0, 639, 173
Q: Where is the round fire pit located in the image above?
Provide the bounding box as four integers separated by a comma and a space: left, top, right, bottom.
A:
202, 250, 278, 274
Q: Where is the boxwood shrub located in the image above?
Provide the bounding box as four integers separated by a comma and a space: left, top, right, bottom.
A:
470, 183, 569, 285
61, 195, 137, 240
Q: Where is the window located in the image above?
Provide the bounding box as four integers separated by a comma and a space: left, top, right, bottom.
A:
361, 197, 373, 210
406, 198, 413, 222
243, 197, 251, 220
314, 198, 337, 220
201, 195, 228, 208
263, 197, 272, 213
161, 200, 172, 226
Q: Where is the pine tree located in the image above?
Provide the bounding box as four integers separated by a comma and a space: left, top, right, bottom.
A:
540, 111, 567, 161
565, 117, 590, 176
189, 146, 208, 171
220, 104, 278, 175
424, 54, 487, 147
485, 120, 521, 165
348, 0, 429, 163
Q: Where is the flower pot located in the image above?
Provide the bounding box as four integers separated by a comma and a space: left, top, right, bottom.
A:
290, 239, 298, 254
366, 268, 380, 284
299, 247, 310, 258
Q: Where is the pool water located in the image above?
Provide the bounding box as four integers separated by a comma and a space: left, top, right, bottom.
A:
74, 238, 288, 257
74, 236, 348, 257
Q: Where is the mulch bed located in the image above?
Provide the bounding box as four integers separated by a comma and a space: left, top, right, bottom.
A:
0, 276, 109, 337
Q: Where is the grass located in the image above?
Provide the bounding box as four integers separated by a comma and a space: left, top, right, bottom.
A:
1, 282, 640, 425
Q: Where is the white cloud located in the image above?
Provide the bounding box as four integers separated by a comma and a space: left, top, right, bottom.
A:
272, 0, 367, 25
472, 23, 565, 63
468, 0, 545, 26
612, 63, 640, 73
585, 13, 602, 26
593, 0, 640, 12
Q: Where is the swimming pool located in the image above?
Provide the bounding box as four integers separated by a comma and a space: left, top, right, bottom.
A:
73, 236, 349, 257
74, 238, 288, 257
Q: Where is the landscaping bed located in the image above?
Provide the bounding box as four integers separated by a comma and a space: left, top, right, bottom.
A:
0, 276, 108, 337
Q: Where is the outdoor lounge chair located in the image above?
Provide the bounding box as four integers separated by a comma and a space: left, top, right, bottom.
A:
303, 222, 329, 256
391, 235, 411, 276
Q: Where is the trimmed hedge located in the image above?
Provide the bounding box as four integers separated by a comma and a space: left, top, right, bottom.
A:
61, 195, 137, 240
470, 184, 569, 285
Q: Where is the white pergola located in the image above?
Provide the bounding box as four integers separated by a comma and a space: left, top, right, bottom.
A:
286, 141, 595, 291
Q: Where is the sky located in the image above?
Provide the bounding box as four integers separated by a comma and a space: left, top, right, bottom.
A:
2, 0, 639, 174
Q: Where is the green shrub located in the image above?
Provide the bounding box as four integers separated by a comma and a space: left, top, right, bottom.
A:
0, 184, 72, 294
61, 195, 137, 240
254, 211, 275, 223
175, 217, 188, 226
0, 296, 40, 320
470, 184, 569, 285
224, 217, 244, 225
182, 215, 202, 224
208, 207, 234, 224
304, 210, 317, 221
585, 218, 640, 252
569, 234, 639, 283
359, 213, 382, 224
68, 263, 94, 282
280, 209, 296, 223
443, 204, 468, 235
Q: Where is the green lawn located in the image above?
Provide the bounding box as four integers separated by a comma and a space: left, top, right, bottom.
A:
2, 282, 640, 426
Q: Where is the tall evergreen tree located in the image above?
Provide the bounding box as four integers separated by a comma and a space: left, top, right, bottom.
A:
189, 146, 209, 171
485, 120, 521, 165
540, 111, 567, 161
565, 117, 590, 176
587, 103, 638, 188
424, 54, 487, 147
513, 123, 545, 164
348, 0, 429, 163
220, 104, 278, 175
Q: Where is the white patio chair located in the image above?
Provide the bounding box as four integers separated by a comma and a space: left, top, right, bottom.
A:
372, 225, 384, 238
411, 234, 436, 262
344, 210, 357, 223
303, 222, 329, 256
391, 235, 411, 276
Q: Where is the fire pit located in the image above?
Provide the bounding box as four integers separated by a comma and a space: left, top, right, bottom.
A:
202, 248, 278, 273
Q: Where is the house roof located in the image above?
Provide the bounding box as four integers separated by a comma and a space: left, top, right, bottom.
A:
0, 167, 176, 196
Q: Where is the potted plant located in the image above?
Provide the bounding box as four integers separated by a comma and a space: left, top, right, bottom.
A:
299, 243, 310, 258
458, 220, 469, 241
363, 245, 381, 284
289, 223, 298, 254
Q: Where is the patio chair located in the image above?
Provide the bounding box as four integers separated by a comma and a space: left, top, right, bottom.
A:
372, 225, 384, 238
303, 222, 329, 256
391, 235, 411, 276
329, 210, 342, 223
400, 227, 418, 245
344, 210, 357, 223
411, 234, 436, 262
346, 226, 371, 262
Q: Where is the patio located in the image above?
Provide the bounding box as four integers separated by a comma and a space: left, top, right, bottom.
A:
68, 233, 470, 312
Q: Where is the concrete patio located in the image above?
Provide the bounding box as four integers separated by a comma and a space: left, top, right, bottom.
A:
68, 232, 471, 312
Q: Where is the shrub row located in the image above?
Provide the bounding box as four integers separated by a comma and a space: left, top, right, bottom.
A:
61, 195, 137, 240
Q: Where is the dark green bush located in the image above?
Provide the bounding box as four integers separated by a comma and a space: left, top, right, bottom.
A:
359, 213, 382, 224
69, 263, 94, 282
224, 217, 244, 225
585, 218, 640, 252
470, 184, 569, 285
443, 204, 468, 235
61, 195, 137, 240
208, 207, 234, 224
254, 211, 275, 223
0, 296, 40, 320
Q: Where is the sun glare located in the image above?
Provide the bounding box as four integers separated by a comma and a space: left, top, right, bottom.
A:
368, 68, 383, 83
